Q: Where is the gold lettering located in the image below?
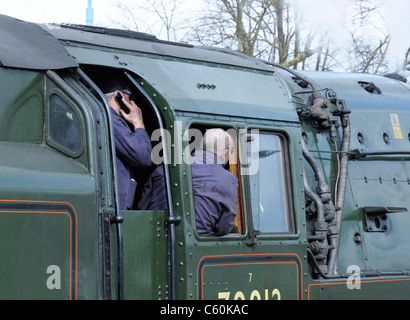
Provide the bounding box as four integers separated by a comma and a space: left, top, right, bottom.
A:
272, 288, 281, 300
218, 289, 281, 300
234, 291, 245, 300
250, 290, 261, 300
218, 292, 230, 300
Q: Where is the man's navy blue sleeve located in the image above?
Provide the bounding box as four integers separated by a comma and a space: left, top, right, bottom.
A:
110, 109, 152, 209
112, 118, 152, 168
212, 173, 238, 236
138, 165, 168, 210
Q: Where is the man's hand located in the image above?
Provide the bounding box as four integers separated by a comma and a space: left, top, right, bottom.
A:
120, 98, 145, 131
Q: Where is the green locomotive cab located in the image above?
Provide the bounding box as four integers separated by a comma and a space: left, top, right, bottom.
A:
0, 14, 409, 300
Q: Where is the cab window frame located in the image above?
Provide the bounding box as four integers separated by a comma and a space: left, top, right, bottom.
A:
186, 120, 246, 240
45, 88, 86, 159
242, 128, 296, 238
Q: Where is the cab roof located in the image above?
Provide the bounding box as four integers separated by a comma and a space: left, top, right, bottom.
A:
0, 14, 271, 72
41, 23, 272, 72
0, 15, 78, 70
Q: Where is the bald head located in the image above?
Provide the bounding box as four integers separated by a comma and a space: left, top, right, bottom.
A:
202, 128, 232, 165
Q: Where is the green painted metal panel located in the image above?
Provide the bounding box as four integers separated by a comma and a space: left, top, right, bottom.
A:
0, 68, 44, 143
0, 67, 101, 299
122, 210, 168, 299
63, 46, 298, 123
0, 211, 71, 299
0, 144, 99, 299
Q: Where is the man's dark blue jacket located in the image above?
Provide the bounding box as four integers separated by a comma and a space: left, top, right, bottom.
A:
110, 108, 152, 210
139, 149, 238, 236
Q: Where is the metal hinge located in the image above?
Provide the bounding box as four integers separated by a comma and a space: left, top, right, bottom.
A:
102, 208, 113, 300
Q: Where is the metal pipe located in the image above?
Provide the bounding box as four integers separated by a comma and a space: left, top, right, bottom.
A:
352, 149, 410, 159
302, 140, 329, 200
303, 167, 325, 225
303, 138, 336, 274
328, 99, 351, 275
269, 63, 346, 276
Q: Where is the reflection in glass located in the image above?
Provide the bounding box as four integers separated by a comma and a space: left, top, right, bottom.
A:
247, 133, 291, 233
49, 94, 81, 154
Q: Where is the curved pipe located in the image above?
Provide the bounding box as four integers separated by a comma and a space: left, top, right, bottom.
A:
303, 167, 325, 225
302, 140, 329, 199
302, 139, 335, 273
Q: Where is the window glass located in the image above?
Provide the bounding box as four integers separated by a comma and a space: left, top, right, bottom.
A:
247, 132, 293, 233
48, 94, 82, 155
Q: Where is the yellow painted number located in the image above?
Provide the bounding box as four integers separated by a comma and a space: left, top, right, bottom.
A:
218, 289, 281, 300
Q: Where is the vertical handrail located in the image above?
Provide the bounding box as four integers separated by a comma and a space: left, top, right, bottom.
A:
76, 68, 124, 300
124, 71, 179, 300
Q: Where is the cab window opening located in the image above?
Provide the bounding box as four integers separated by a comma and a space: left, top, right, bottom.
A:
80, 65, 163, 211
245, 131, 295, 234
188, 124, 245, 236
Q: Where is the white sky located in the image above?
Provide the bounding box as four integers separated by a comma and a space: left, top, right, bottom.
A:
289, 0, 410, 72
0, 0, 409, 73
0, 0, 116, 25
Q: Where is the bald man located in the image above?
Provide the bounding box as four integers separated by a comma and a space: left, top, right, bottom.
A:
191, 128, 238, 235
139, 128, 238, 236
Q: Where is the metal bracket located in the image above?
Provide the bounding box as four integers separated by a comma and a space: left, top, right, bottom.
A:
166, 214, 181, 226
110, 214, 124, 225
363, 206, 407, 232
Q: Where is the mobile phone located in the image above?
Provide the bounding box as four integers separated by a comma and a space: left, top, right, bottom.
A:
115, 92, 130, 114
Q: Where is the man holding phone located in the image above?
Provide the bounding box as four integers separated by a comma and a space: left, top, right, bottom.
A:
105, 87, 152, 210
111, 89, 145, 131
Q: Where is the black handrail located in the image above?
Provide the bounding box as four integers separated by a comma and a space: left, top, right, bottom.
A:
124, 71, 179, 300
76, 68, 124, 300
352, 149, 410, 159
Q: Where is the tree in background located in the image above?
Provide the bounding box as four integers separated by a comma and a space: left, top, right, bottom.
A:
347, 0, 390, 74
112, 0, 407, 77
111, 0, 188, 41
188, 0, 319, 69
404, 47, 410, 72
